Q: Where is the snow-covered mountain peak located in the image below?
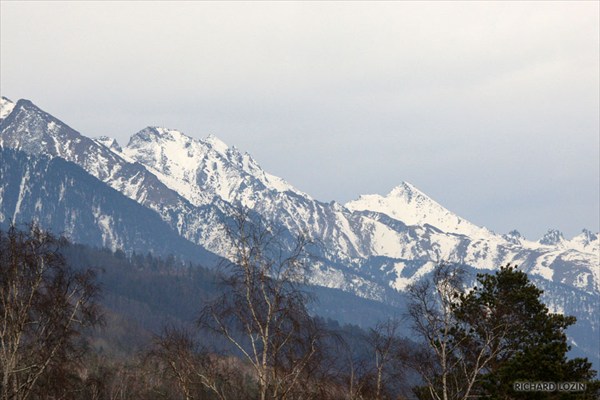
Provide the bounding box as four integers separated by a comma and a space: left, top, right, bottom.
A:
127, 127, 232, 156
575, 228, 598, 242
360, 181, 439, 209
121, 126, 305, 207
507, 229, 523, 238
568, 229, 599, 254
94, 136, 122, 152
502, 230, 524, 245
127, 126, 184, 146
388, 181, 422, 198
576, 229, 598, 243
0, 97, 15, 122
346, 182, 492, 238
539, 229, 565, 246
203, 133, 229, 154
0, 99, 83, 157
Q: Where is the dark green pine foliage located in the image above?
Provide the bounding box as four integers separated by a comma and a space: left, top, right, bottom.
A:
454, 265, 597, 399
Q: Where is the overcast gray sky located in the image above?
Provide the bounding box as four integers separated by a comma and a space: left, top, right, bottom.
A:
1, 1, 598, 240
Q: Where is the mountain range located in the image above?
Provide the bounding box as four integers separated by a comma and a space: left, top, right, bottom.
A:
1, 96, 598, 367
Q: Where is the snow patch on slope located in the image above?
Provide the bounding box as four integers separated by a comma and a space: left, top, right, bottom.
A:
567, 229, 599, 255
0, 97, 15, 121
392, 261, 436, 291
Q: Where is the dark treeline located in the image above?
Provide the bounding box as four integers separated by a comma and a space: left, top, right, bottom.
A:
1, 221, 598, 400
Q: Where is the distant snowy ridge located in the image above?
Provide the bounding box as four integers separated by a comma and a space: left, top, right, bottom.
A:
105, 122, 599, 296
2, 97, 597, 292
1, 97, 597, 293
116, 126, 307, 208
567, 229, 599, 254
1, 97, 598, 367
0, 99, 237, 257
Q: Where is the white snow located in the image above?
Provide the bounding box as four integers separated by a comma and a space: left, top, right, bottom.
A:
531, 252, 558, 280
122, 127, 307, 207
203, 134, 229, 154
368, 219, 402, 257
93, 205, 121, 251
392, 261, 436, 291
0, 97, 15, 121
346, 182, 493, 238
567, 230, 599, 255
12, 169, 30, 221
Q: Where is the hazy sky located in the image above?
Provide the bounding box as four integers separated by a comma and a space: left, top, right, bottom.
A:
1, 1, 598, 239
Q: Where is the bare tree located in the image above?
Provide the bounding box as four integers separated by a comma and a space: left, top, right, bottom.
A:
367, 318, 404, 400
77, 353, 168, 400
406, 263, 509, 400
344, 354, 364, 400
339, 318, 406, 400
0, 223, 100, 400
149, 326, 250, 400
198, 210, 324, 400
406, 263, 462, 400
